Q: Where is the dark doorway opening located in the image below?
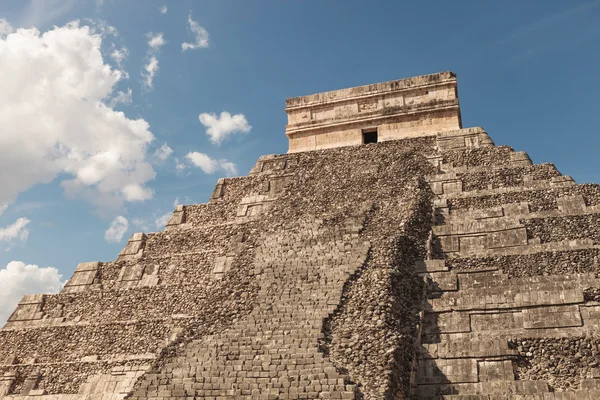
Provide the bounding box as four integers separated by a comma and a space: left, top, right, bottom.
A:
363, 129, 378, 144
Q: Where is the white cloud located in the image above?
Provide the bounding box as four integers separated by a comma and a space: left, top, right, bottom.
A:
0, 21, 156, 214
122, 184, 153, 201
0, 18, 13, 37
142, 56, 159, 89
146, 32, 165, 52
141, 33, 165, 90
218, 160, 238, 175
199, 112, 252, 144
186, 152, 217, 174
110, 46, 128, 68
159, 5, 168, 14
0, 218, 31, 249
109, 87, 132, 107
0, 204, 7, 217
182, 13, 209, 51
154, 144, 173, 161
185, 152, 237, 176
104, 215, 128, 242
175, 158, 186, 172
0, 261, 64, 326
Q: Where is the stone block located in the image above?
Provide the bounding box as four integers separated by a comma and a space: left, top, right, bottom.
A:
118, 233, 147, 260
478, 360, 514, 381
557, 195, 586, 213
7, 295, 45, 322
213, 256, 234, 276
62, 262, 101, 293
210, 178, 225, 200
523, 305, 582, 329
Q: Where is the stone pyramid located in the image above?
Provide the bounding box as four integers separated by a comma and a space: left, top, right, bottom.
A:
2, 71, 600, 399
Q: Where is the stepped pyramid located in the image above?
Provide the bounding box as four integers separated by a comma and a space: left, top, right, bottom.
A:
2, 71, 600, 400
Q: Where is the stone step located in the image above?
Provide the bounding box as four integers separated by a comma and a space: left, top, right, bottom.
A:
428, 163, 561, 197
438, 146, 531, 172
434, 127, 495, 153
438, 176, 576, 205
443, 183, 600, 216
412, 389, 600, 400
412, 378, 552, 398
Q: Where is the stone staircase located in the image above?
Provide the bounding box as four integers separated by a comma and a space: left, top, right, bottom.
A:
411, 128, 600, 399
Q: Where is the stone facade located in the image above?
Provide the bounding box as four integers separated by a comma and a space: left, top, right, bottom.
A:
285, 71, 461, 153
2, 72, 600, 399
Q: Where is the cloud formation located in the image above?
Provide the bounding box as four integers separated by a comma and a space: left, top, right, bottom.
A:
104, 216, 129, 243
109, 87, 133, 107
154, 144, 173, 161
182, 13, 209, 51
185, 152, 238, 176
142, 33, 165, 90
0, 218, 31, 249
110, 46, 128, 68
0, 21, 155, 214
143, 56, 160, 89
199, 112, 251, 144
0, 261, 64, 326
159, 5, 168, 15
0, 18, 12, 37
147, 32, 166, 51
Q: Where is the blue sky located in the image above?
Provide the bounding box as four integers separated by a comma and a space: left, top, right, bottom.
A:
0, 0, 599, 319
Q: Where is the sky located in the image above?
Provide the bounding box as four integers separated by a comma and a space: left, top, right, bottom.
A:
0, 0, 599, 323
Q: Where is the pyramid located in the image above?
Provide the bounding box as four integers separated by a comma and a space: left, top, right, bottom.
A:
2, 71, 600, 399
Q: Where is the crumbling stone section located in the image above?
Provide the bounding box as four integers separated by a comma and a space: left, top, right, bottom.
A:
511, 337, 600, 391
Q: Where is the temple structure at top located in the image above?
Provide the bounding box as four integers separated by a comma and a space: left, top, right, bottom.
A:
285, 71, 462, 152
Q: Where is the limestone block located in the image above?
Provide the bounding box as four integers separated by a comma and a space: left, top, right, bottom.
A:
165, 205, 186, 229
415, 260, 448, 274
458, 235, 487, 253
509, 151, 532, 167
236, 194, 275, 220
7, 294, 45, 322
438, 235, 459, 253
580, 305, 600, 328
428, 271, 458, 292
485, 227, 528, 249
62, 262, 100, 293
557, 195, 587, 213
117, 263, 145, 282
0, 372, 17, 396
470, 311, 523, 332
443, 180, 463, 194
423, 311, 470, 334
417, 358, 478, 384
22, 372, 40, 395
210, 178, 225, 201
117, 233, 146, 261
436, 127, 493, 151
478, 360, 514, 382
503, 202, 531, 217
523, 305, 582, 329
213, 256, 234, 276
